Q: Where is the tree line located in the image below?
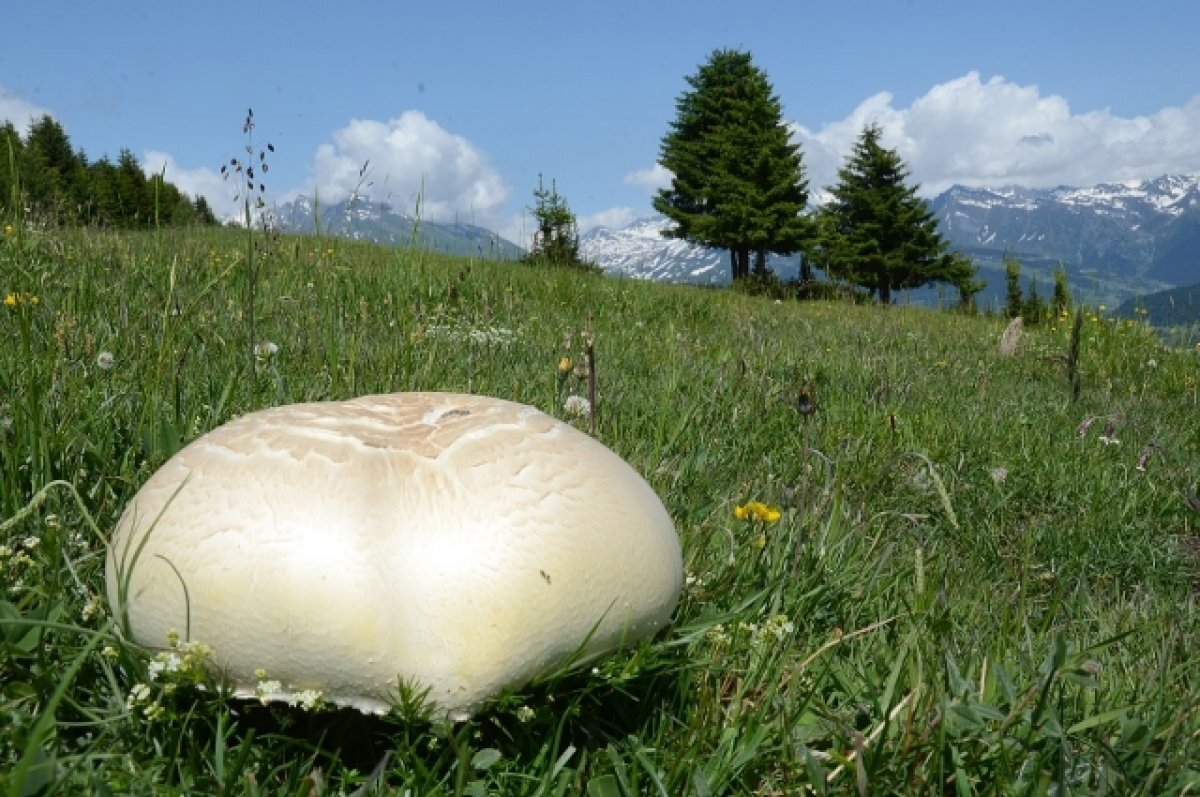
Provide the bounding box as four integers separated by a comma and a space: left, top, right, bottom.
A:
654, 49, 982, 305
1, 115, 217, 229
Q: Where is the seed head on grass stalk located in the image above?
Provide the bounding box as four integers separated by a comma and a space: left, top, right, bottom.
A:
220, 108, 274, 392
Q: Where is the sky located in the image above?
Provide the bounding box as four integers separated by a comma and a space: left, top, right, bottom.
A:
3, 0, 1199, 245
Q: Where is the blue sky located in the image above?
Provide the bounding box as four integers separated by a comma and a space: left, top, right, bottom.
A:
3, 0, 1199, 244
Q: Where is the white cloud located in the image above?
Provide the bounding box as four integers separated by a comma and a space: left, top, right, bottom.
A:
791, 72, 1200, 197
623, 163, 672, 193
141, 150, 238, 219
308, 111, 510, 224
0, 85, 52, 133
578, 206, 638, 232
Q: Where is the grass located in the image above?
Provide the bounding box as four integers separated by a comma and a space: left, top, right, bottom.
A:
2, 222, 1199, 794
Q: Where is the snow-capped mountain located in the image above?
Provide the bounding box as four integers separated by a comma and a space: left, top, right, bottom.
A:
579, 216, 800, 285
270, 196, 524, 260
931, 174, 1200, 287
581, 175, 1199, 307
265, 177, 1198, 308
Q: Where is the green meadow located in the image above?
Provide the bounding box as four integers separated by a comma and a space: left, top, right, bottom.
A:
2, 225, 1199, 794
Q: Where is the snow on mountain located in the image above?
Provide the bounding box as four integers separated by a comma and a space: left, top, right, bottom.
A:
1052, 175, 1200, 216
579, 175, 1199, 307
579, 216, 799, 285
264, 176, 1198, 307
931, 174, 1200, 289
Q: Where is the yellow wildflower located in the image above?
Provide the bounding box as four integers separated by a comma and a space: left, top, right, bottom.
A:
2, 223, 13, 236
557, 355, 572, 374
4, 292, 39, 308
734, 501, 781, 524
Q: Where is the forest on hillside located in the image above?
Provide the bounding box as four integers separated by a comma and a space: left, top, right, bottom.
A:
0, 115, 217, 228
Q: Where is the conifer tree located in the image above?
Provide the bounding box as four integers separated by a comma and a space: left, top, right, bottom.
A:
22, 115, 83, 219
1024, 278, 1046, 324
0, 122, 21, 214
654, 49, 811, 281
1052, 265, 1072, 316
525, 175, 590, 269
0, 116, 215, 228
815, 123, 975, 303
1004, 256, 1024, 318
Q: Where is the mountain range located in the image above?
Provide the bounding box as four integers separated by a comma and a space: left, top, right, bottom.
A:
268, 175, 1199, 321
580, 174, 1200, 311
929, 175, 1200, 306
269, 196, 524, 260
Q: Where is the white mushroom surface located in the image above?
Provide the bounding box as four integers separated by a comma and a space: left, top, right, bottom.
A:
106, 392, 682, 720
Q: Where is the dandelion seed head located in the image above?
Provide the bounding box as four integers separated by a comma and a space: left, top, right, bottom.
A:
564, 394, 590, 418
96, 351, 115, 370
254, 340, 279, 360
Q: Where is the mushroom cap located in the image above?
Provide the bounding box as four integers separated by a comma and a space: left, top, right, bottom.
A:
105, 392, 682, 720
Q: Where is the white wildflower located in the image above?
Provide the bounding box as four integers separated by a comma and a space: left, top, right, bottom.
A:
147, 651, 182, 681
80, 595, 104, 623
563, 395, 590, 418
255, 679, 283, 704
254, 340, 279, 360
126, 682, 153, 710
292, 689, 324, 711
705, 624, 731, 646
761, 613, 796, 643
515, 705, 535, 723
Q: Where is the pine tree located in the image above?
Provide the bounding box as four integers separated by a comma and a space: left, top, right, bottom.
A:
0, 117, 214, 229
1024, 278, 1046, 324
525, 175, 590, 269
115, 149, 153, 226
1052, 265, 1072, 317
22, 115, 82, 220
654, 49, 811, 282
0, 122, 21, 216
1004, 256, 1024, 318
815, 123, 975, 303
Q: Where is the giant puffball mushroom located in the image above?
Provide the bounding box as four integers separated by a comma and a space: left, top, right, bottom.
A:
106, 392, 682, 720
